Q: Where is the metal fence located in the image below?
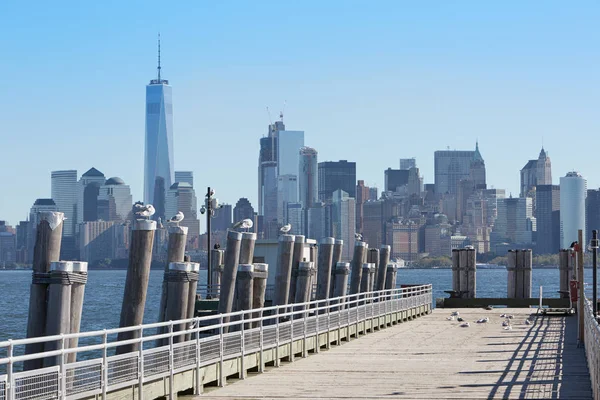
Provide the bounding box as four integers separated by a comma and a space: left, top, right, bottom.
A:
584, 297, 600, 400
0, 285, 432, 400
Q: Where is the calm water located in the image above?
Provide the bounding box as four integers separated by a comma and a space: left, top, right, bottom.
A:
0, 267, 595, 342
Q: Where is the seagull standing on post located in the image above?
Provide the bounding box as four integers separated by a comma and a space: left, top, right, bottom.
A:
170, 211, 184, 223
280, 224, 291, 234
232, 218, 253, 232
135, 204, 155, 219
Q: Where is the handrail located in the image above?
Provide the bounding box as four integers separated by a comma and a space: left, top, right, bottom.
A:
0, 284, 432, 400
583, 296, 600, 400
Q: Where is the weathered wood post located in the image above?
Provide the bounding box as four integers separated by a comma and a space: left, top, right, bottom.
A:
316, 237, 335, 301
360, 263, 371, 293
252, 263, 268, 327
234, 264, 254, 330
385, 263, 397, 290
218, 230, 242, 330
185, 262, 200, 341
289, 235, 305, 303
309, 243, 318, 300
522, 250, 532, 299
274, 234, 295, 308
376, 245, 391, 292
367, 249, 379, 292
334, 262, 351, 309
559, 249, 575, 298
67, 261, 88, 363
24, 211, 64, 370
158, 224, 187, 327
466, 248, 477, 299
507, 249, 531, 299
44, 261, 73, 367
117, 219, 156, 354
211, 248, 224, 297
350, 241, 367, 295
451, 249, 460, 297
294, 261, 314, 310
239, 232, 257, 264
165, 262, 192, 343
507, 250, 517, 298
330, 239, 344, 297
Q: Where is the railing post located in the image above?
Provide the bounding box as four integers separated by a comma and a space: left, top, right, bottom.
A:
355, 295, 359, 338
195, 318, 201, 395
60, 334, 66, 400
168, 322, 174, 399
219, 315, 225, 387
138, 325, 144, 400
7, 340, 13, 400
275, 309, 281, 367
303, 307, 308, 357
240, 313, 246, 379
289, 310, 294, 363
326, 299, 332, 349
315, 301, 320, 353
259, 309, 265, 373
101, 330, 107, 400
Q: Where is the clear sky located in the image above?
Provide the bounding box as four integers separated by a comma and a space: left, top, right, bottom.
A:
1, 1, 598, 227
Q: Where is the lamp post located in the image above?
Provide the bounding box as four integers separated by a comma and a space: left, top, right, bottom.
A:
200, 187, 222, 298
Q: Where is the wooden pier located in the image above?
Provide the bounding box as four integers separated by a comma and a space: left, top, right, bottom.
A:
192, 308, 591, 399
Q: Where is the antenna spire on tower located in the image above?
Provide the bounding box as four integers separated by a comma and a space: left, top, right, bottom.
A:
157, 33, 161, 82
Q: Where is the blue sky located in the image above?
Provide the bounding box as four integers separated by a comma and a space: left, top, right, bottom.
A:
1, 1, 598, 226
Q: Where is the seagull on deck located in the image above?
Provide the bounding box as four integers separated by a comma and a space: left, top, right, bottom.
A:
477, 317, 489, 323
502, 320, 510, 327
446, 316, 454, 321
460, 322, 470, 328
457, 317, 464, 322
280, 224, 291, 234
503, 325, 513, 331
170, 211, 184, 223
451, 311, 460, 316
232, 218, 253, 231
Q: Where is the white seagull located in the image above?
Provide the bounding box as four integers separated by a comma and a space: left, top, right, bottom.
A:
477, 317, 489, 324
460, 322, 470, 328
451, 311, 460, 316
232, 218, 253, 230
280, 224, 291, 233
355, 233, 363, 241
503, 325, 513, 331
170, 211, 184, 223
136, 204, 155, 219
446, 316, 454, 321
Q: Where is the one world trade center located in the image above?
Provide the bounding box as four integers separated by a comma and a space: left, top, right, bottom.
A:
144, 35, 174, 220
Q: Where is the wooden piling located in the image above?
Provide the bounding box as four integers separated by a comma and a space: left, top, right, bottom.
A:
289, 235, 305, 303
385, 264, 397, 290
559, 249, 574, 298
376, 245, 390, 291
334, 262, 350, 310
360, 263, 372, 293
185, 262, 200, 341
211, 248, 224, 296
466, 248, 476, 299
367, 249, 379, 292
350, 241, 367, 295
117, 219, 156, 355
252, 263, 268, 327
44, 261, 73, 367
316, 237, 335, 300
158, 225, 188, 327
451, 249, 460, 295
274, 235, 295, 308
294, 262, 314, 310
218, 230, 242, 330
165, 262, 192, 344
24, 211, 64, 371
67, 261, 88, 363
239, 232, 257, 264
522, 250, 532, 299
507, 250, 517, 298
330, 239, 344, 298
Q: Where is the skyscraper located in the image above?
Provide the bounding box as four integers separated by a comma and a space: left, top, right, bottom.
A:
277, 174, 298, 225
212, 204, 233, 232
165, 182, 200, 244
98, 177, 133, 221
144, 36, 174, 221
520, 148, 552, 197
233, 198, 255, 227
492, 197, 535, 246
51, 170, 78, 236
76, 168, 106, 225
175, 171, 194, 187
258, 121, 284, 238
318, 160, 356, 203
560, 172, 586, 249
434, 143, 484, 195
536, 185, 560, 254
587, 189, 600, 244
299, 147, 318, 234
331, 189, 356, 261
277, 130, 305, 180
400, 158, 416, 170
356, 180, 371, 233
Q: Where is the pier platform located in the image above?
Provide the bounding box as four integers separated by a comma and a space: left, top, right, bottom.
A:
192, 308, 591, 399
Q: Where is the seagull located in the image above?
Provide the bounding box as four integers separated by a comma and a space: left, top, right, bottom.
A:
525, 319, 531, 325
214, 243, 221, 250
170, 211, 184, 223
500, 313, 507, 318
460, 322, 470, 328
232, 218, 253, 230
355, 233, 363, 241
280, 224, 292, 233
477, 317, 489, 323
451, 311, 460, 316
457, 317, 464, 322
502, 320, 510, 327
135, 204, 155, 219
508, 315, 514, 319
446, 316, 455, 321
503, 325, 513, 331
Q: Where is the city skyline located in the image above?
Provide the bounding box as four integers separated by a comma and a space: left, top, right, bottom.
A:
1, 1, 599, 225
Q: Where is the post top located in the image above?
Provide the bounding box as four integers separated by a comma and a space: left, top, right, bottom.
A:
167, 225, 188, 235
169, 262, 194, 271
380, 245, 390, 251
279, 234, 295, 242
386, 263, 398, 271
254, 263, 268, 272
320, 237, 335, 245
238, 264, 254, 272
134, 219, 157, 231
227, 230, 243, 240
369, 248, 379, 253
335, 239, 344, 245
362, 262, 375, 270
294, 235, 306, 243
39, 211, 65, 231
336, 262, 351, 269
50, 261, 88, 272
355, 241, 367, 248
299, 261, 313, 270
189, 262, 200, 272
241, 232, 257, 240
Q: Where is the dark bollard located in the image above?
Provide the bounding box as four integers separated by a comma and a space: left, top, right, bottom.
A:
24, 212, 64, 370
330, 239, 344, 298
334, 262, 351, 309
350, 241, 367, 295
316, 237, 335, 301
274, 235, 295, 308
219, 230, 243, 331
289, 235, 306, 303
376, 245, 390, 292
239, 232, 257, 264
252, 263, 269, 327
67, 261, 88, 363
165, 262, 192, 344
385, 263, 397, 290
367, 249, 379, 292
117, 219, 156, 354
158, 224, 187, 333
44, 261, 74, 367
295, 261, 314, 310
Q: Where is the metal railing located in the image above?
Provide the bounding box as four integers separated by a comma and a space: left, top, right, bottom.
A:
197, 283, 318, 302
0, 284, 432, 400
584, 297, 600, 400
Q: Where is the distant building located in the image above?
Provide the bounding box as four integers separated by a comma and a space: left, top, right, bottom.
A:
400, 158, 416, 170
165, 182, 200, 245
51, 170, 78, 236
258, 121, 284, 238
434, 142, 484, 195
318, 160, 356, 203
331, 190, 356, 261
560, 172, 586, 249
386, 220, 419, 262
307, 202, 330, 240
369, 187, 378, 201
299, 147, 318, 234
174, 171, 194, 187
76, 167, 105, 227
278, 130, 304, 181
356, 180, 371, 233
212, 204, 232, 232
492, 197, 535, 247
520, 148, 552, 198
0, 231, 16, 265
286, 202, 304, 235
144, 41, 174, 221
233, 198, 255, 228
384, 169, 408, 192
536, 185, 560, 254
277, 174, 298, 225
79, 221, 129, 263
98, 177, 133, 221
587, 189, 600, 245
363, 200, 384, 249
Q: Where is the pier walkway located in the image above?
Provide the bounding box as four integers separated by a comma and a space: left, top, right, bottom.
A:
194, 308, 592, 400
